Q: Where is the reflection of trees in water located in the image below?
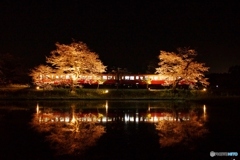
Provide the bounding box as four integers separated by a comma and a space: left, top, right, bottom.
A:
155, 104, 208, 148
31, 105, 105, 156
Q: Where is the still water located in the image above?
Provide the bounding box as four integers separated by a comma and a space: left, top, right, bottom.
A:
0, 100, 239, 160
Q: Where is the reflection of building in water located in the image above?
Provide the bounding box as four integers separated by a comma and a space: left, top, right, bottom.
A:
101, 112, 191, 122
36, 106, 195, 123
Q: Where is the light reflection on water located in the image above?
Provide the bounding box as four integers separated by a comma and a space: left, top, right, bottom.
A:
1, 100, 240, 159
30, 100, 208, 156
32, 103, 105, 156
33, 101, 207, 123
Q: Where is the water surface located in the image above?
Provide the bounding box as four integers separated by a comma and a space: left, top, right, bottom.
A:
0, 100, 239, 159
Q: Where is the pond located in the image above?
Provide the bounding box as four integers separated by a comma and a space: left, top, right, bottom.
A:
0, 100, 239, 160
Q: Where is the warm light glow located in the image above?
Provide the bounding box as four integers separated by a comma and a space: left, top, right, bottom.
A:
148, 105, 151, 112
153, 116, 158, 122
135, 117, 139, 122
105, 100, 108, 114
124, 114, 129, 121
147, 113, 151, 119
34, 102, 196, 124
203, 88, 207, 91
36, 86, 40, 90
70, 105, 77, 124
36, 103, 39, 114
135, 110, 139, 122
203, 105, 207, 121
71, 116, 76, 124
105, 90, 109, 93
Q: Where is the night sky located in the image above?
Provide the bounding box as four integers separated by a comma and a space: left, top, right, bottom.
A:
1, 0, 240, 73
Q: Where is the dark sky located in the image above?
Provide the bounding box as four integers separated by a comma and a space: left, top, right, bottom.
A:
1, 0, 240, 73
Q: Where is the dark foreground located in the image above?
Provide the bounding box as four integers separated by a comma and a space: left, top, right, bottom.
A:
0, 110, 206, 160
0, 100, 239, 160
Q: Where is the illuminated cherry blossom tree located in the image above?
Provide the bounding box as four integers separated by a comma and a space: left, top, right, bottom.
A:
29, 64, 55, 85
46, 41, 106, 88
29, 41, 106, 89
155, 48, 209, 90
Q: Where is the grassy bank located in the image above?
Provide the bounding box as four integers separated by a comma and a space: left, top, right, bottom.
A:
0, 86, 229, 101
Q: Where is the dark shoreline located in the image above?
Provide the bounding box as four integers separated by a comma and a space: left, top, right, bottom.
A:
1, 96, 240, 105
1, 88, 240, 104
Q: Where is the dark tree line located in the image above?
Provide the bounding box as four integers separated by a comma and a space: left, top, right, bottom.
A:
207, 65, 240, 95
0, 53, 30, 85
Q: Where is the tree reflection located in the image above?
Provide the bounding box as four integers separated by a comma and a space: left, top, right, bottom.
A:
155, 104, 208, 148
31, 104, 105, 156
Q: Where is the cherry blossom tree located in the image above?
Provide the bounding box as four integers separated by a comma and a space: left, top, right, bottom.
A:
29, 41, 106, 89
155, 48, 209, 90
46, 41, 106, 88
29, 64, 55, 85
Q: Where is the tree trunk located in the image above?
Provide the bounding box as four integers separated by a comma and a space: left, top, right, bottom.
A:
171, 80, 179, 96
70, 79, 76, 93
97, 81, 100, 89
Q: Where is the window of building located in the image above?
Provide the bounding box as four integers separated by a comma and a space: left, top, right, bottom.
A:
103, 76, 107, 80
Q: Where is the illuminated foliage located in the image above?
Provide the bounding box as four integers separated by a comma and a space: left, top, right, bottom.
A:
31, 106, 105, 156
32, 120, 105, 155
29, 41, 106, 86
156, 114, 208, 148
29, 65, 55, 84
46, 41, 106, 81
155, 48, 209, 89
